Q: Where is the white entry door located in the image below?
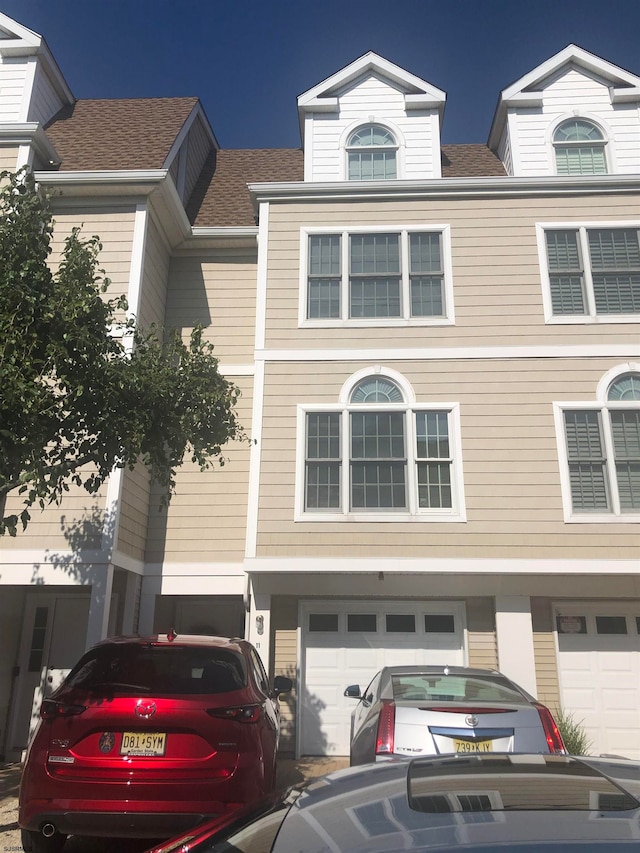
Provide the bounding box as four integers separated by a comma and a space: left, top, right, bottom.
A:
555, 602, 640, 760
300, 600, 466, 756
8, 594, 91, 757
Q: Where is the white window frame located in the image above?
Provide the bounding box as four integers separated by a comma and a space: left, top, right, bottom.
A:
553, 363, 640, 523
536, 221, 640, 324
299, 225, 455, 328
552, 118, 608, 176
295, 367, 466, 522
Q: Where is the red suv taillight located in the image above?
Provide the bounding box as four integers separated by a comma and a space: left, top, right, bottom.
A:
206, 705, 262, 723
41, 699, 86, 719
375, 699, 395, 755
534, 703, 566, 754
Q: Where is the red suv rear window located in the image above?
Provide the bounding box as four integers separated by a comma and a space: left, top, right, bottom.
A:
65, 645, 247, 695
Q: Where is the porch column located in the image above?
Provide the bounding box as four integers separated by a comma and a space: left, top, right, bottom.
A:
247, 579, 271, 672
494, 595, 537, 697
85, 564, 115, 650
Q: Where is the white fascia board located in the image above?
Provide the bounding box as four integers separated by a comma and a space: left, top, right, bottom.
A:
178, 228, 258, 251
501, 44, 640, 102
248, 173, 640, 205
488, 45, 640, 150
0, 123, 60, 166
0, 12, 42, 54
244, 556, 640, 575
612, 86, 640, 104
298, 51, 445, 107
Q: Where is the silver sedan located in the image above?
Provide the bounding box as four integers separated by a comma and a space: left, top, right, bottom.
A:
344, 664, 565, 765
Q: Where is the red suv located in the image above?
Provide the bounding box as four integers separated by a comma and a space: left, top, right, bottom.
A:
19, 633, 292, 853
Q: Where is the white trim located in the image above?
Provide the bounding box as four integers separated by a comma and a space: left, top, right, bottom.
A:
303, 113, 314, 180
127, 203, 149, 321
256, 344, 639, 362
255, 202, 269, 351
245, 556, 640, 574
553, 370, 640, 523
299, 224, 455, 327
20, 56, 38, 122
217, 364, 255, 377
296, 373, 466, 522
339, 118, 405, 181
536, 221, 640, 325
245, 360, 265, 559
596, 362, 640, 401
249, 174, 640, 205
546, 113, 615, 178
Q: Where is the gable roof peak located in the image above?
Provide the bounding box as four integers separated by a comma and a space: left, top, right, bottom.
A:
298, 51, 446, 114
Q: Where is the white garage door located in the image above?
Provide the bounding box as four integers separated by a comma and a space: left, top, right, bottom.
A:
300, 600, 466, 756
556, 603, 640, 760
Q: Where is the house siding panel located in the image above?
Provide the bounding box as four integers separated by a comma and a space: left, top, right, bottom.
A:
0, 57, 28, 121
265, 193, 640, 350
139, 212, 170, 330
167, 250, 258, 362
118, 463, 151, 560
256, 358, 638, 558
146, 382, 253, 563
29, 64, 65, 125
0, 145, 18, 170
532, 597, 561, 709
466, 598, 498, 670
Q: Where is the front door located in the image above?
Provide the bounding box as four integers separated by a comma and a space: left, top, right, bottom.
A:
7, 594, 90, 757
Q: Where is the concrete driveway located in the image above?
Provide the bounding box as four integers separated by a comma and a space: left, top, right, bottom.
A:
1, 756, 348, 852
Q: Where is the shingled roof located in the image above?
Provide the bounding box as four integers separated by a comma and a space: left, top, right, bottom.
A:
45, 97, 199, 171
43, 99, 506, 227
187, 148, 304, 227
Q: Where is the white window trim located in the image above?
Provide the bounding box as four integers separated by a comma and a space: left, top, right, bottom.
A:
295, 375, 466, 523
536, 221, 640, 324
553, 372, 640, 524
339, 119, 405, 182
299, 224, 455, 328
546, 113, 615, 178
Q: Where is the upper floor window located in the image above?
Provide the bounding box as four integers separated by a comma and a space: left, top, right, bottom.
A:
539, 225, 640, 321
553, 120, 607, 176
299, 372, 466, 521
556, 368, 640, 520
303, 227, 453, 325
347, 125, 397, 181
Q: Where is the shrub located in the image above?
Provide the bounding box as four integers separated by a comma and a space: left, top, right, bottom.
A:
555, 707, 592, 755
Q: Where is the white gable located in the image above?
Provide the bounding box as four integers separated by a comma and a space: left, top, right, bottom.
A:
0, 12, 73, 127
298, 52, 446, 182
489, 45, 640, 177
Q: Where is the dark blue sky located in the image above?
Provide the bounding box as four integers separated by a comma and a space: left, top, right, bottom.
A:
3, 0, 640, 149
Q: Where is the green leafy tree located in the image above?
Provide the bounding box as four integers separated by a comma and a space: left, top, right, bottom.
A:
0, 169, 247, 535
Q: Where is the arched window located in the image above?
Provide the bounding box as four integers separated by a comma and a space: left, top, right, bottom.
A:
559, 369, 640, 516
302, 373, 464, 517
346, 124, 397, 181
553, 119, 607, 176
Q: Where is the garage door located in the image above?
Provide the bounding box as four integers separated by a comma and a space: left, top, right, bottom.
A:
556, 603, 640, 760
300, 600, 466, 756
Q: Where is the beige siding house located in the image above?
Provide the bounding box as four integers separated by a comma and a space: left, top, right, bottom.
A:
0, 13, 638, 763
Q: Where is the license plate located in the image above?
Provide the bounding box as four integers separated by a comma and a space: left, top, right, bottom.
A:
120, 732, 167, 756
453, 738, 493, 753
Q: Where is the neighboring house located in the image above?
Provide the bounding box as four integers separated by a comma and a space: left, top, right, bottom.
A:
0, 13, 638, 762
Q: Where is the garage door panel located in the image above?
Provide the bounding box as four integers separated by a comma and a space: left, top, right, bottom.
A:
556, 603, 640, 760
301, 600, 465, 755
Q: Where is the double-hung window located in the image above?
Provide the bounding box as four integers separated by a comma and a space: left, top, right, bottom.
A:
304, 227, 452, 325
556, 371, 640, 520
300, 374, 465, 521
539, 224, 640, 321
